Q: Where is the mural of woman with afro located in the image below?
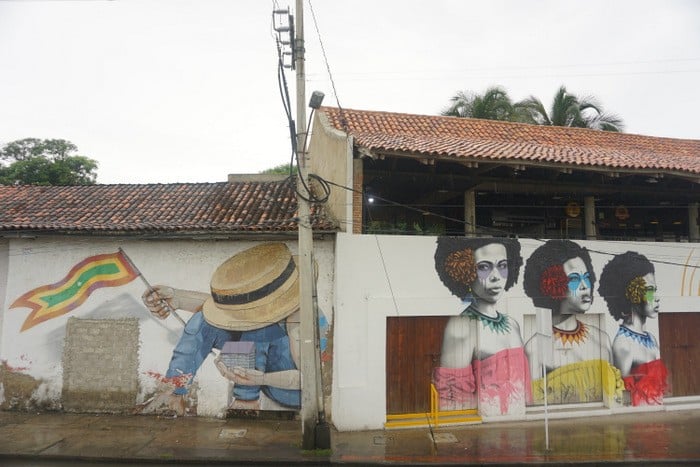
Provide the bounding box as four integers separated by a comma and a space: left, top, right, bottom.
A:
433, 236, 531, 416
523, 240, 622, 406
598, 251, 668, 406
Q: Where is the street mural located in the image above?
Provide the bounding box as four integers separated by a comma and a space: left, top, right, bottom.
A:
522, 240, 623, 405
429, 237, 673, 415
6, 242, 329, 415
140, 242, 303, 415
0, 235, 686, 419
432, 237, 531, 415
599, 251, 668, 406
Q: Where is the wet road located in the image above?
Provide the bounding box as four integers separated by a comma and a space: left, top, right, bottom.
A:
334, 408, 700, 464
1, 407, 700, 464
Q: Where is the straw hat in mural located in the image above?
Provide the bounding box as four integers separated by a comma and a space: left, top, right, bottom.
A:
202, 242, 299, 331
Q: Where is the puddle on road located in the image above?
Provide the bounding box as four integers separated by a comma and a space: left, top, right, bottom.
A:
219, 428, 247, 439
431, 432, 458, 444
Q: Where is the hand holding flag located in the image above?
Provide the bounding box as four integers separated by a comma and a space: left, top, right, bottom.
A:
119, 248, 187, 326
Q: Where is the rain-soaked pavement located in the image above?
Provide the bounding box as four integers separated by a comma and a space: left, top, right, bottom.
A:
0, 408, 699, 465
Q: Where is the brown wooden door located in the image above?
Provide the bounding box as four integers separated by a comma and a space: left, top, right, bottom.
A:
659, 312, 700, 396
386, 316, 450, 414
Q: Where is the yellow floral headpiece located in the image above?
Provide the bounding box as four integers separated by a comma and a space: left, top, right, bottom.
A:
625, 276, 646, 304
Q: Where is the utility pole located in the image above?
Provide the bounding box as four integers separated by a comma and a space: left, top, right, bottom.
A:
294, 0, 321, 450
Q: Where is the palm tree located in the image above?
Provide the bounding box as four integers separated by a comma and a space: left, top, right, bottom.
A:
441, 86, 532, 123
517, 85, 624, 132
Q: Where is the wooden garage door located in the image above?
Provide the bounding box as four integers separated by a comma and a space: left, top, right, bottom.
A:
386, 316, 449, 414
659, 312, 700, 397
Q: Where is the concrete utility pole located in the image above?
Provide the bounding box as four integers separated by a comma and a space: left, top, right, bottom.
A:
294, 0, 321, 450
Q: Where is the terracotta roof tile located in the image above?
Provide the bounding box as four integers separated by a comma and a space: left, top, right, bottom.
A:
0, 181, 337, 235
321, 107, 700, 175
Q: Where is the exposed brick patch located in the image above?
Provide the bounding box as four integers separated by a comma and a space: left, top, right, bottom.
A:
62, 318, 140, 413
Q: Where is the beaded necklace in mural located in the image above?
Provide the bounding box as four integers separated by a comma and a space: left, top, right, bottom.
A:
553, 320, 589, 345
617, 325, 656, 349
461, 305, 511, 334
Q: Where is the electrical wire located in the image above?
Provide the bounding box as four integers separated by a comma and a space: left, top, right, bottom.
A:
8, 4, 685, 271
318, 176, 700, 269
374, 235, 400, 317
308, 0, 341, 111
271, 2, 331, 205
274, 3, 700, 285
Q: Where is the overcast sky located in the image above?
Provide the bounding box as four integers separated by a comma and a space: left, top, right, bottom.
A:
1, 0, 698, 184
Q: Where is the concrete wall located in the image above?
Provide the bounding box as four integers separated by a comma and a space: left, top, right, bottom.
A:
332, 233, 700, 430
0, 237, 334, 418
309, 111, 353, 233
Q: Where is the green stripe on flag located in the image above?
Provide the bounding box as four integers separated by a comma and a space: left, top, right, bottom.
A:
40, 263, 121, 308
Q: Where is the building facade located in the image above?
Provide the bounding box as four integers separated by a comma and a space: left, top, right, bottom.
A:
309, 108, 700, 430
0, 178, 337, 418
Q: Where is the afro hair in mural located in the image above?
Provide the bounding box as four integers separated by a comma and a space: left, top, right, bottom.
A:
523, 239, 596, 309
434, 236, 522, 300
598, 251, 655, 321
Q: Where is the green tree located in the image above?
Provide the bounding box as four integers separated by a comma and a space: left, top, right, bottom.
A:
0, 138, 98, 185
517, 85, 624, 132
260, 162, 298, 176
441, 86, 532, 123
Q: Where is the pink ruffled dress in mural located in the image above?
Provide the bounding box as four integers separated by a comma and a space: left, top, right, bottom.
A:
623, 359, 669, 406
433, 347, 532, 416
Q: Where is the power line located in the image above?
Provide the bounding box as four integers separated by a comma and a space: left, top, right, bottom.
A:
307, 67, 700, 84
308, 0, 342, 111
307, 0, 349, 134
305, 56, 700, 78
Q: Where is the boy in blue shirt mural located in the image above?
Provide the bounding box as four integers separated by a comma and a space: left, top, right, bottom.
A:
141, 243, 301, 415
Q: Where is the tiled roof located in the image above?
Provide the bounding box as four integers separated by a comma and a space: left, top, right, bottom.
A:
0, 180, 337, 235
320, 107, 700, 175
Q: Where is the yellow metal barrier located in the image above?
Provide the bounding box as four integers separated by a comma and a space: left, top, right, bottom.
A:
430, 383, 439, 426
384, 383, 482, 429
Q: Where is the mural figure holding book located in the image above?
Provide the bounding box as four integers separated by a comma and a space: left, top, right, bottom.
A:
141, 242, 301, 415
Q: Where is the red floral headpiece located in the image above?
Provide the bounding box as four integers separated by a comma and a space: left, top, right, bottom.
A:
540, 264, 568, 301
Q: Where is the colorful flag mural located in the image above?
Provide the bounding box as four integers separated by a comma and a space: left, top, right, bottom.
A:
11, 251, 138, 331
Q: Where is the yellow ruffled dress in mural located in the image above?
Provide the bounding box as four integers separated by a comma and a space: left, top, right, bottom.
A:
532, 359, 623, 406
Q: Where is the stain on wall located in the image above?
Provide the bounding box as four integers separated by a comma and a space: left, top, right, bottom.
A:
0, 361, 43, 410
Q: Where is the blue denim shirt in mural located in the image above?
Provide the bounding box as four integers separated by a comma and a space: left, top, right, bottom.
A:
166, 312, 300, 409
166, 312, 239, 395
233, 322, 300, 409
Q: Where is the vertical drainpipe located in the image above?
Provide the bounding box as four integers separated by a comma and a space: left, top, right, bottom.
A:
584, 195, 596, 240
689, 202, 699, 242
352, 158, 363, 234
464, 189, 476, 237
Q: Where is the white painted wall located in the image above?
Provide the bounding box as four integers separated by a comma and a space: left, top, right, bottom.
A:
332, 233, 700, 431
0, 237, 335, 418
